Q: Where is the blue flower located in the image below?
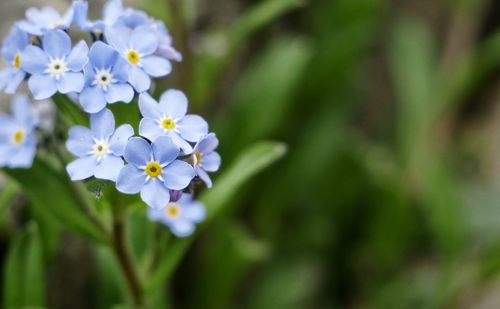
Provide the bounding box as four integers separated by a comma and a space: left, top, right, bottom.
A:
66, 108, 133, 181
17, 1, 85, 35
0, 95, 38, 168
148, 193, 206, 237
138, 90, 208, 153
191, 133, 221, 188
150, 20, 182, 62
79, 41, 134, 113
21, 29, 88, 100
116, 136, 195, 209
0, 27, 30, 94
104, 25, 171, 92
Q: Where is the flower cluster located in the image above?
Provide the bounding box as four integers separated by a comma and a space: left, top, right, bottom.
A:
0, 0, 220, 237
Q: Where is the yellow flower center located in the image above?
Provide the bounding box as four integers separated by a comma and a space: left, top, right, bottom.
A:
12, 129, 25, 145
145, 161, 162, 178
165, 202, 181, 218
126, 50, 141, 64
161, 118, 176, 130
194, 151, 202, 165
13, 53, 21, 70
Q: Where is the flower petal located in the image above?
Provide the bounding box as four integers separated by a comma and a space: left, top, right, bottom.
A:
197, 133, 219, 154
66, 126, 94, 157
79, 86, 107, 113
90, 108, 115, 139
139, 92, 161, 119
66, 40, 89, 71
104, 26, 129, 52
21, 45, 49, 74
200, 152, 221, 172
140, 178, 170, 209
169, 220, 195, 237
139, 118, 164, 142
152, 136, 179, 165
109, 124, 134, 156
5, 71, 26, 95
66, 156, 96, 181
158, 89, 187, 119
7, 139, 37, 168
162, 160, 194, 190
105, 83, 134, 103
130, 25, 158, 55
169, 132, 193, 154
57, 72, 85, 94
123, 137, 152, 167
94, 155, 124, 181
183, 202, 206, 222
28, 74, 57, 100
43, 29, 71, 59
196, 166, 212, 188
128, 65, 150, 92
116, 164, 146, 194
177, 115, 208, 142
141, 56, 171, 77
12, 94, 35, 128
89, 41, 117, 69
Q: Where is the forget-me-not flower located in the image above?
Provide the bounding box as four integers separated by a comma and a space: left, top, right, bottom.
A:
191, 133, 221, 188
0, 95, 38, 168
17, 1, 86, 36
66, 108, 133, 181
139, 90, 208, 153
116, 136, 195, 209
150, 20, 182, 62
0, 27, 30, 94
21, 29, 88, 100
79, 41, 134, 113
148, 194, 206, 237
104, 25, 171, 92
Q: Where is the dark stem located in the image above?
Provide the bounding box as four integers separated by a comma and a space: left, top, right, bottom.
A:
112, 214, 144, 308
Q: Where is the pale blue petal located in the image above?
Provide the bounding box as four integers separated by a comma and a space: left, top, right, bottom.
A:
83, 62, 96, 86
21, 46, 49, 74
162, 160, 194, 190
116, 164, 146, 194
177, 115, 208, 142
139, 93, 161, 118
169, 132, 193, 154
111, 57, 129, 82
183, 202, 206, 222
66, 40, 89, 71
104, 26, 129, 52
152, 136, 179, 165
196, 166, 212, 188
200, 152, 221, 172
158, 89, 187, 119
43, 29, 71, 59
66, 156, 96, 181
89, 41, 117, 69
91, 108, 115, 139
12, 95, 35, 128
28, 74, 57, 100
109, 124, 134, 156
5, 71, 26, 94
57, 72, 85, 94
130, 25, 158, 55
8, 140, 37, 169
170, 220, 195, 237
141, 56, 171, 77
128, 65, 150, 92
124, 137, 152, 167
197, 133, 219, 154
105, 83, 134, 103
94, 155, 124, 181
66, 126, 93, 157
139, 118, 164, 142
140, 178, 170, 209
103, 0, 124, 25
79, 86, 106, 113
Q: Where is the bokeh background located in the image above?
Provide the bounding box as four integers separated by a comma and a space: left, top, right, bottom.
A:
4, 0, 500, 308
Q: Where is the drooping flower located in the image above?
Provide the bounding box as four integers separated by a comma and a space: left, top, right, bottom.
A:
0, 95, 38, 168
148, 194, 206, 237
104, 25, 171, 92
66, 108, 133, 181
149, 20, 182, 62
0, 27, 30, 94
138, 90, 208, 153
17, 0, 87, 36
21, 29, 88, 100
116, 136, 195, 209
79, 41, 134, 113
191, 133, 221, 188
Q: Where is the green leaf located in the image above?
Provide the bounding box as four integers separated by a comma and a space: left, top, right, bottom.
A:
146, 141, 287, 291
6, 158, 107, 242
3, 224, 45, 309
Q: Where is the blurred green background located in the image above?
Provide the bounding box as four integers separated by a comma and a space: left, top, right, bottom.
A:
5, 0, 500, 308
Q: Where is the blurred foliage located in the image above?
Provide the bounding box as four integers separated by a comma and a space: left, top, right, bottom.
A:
4, 0, 500, 308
